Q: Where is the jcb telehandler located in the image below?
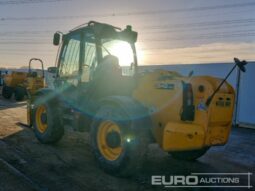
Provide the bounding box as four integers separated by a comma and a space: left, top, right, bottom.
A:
2, 58, 45, 101
28, 21, 247, 176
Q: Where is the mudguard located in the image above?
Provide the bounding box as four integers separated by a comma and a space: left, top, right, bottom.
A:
99, 96, 154, 142
27, 88, 59, 127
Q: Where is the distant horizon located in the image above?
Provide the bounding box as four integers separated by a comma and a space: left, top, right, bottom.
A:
1, 59, 254, 71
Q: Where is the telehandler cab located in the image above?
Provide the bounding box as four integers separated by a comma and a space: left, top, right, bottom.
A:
28, 21, 247, 176
2, 58, 45, 101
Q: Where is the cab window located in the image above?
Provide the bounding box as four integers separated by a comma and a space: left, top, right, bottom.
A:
81, 33, 97, 82
59, 34, 81, 78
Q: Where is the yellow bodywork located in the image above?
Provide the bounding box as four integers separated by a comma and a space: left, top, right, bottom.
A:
3, 72, 27, 87
24, 76, 45, 95
132, 70, 235, 152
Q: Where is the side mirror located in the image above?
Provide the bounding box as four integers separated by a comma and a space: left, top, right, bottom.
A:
48, 67, 57, 74
206, 57, 248, 107
188, 70, 194, 77
234, 57, 248, 72
53, 32, 61, 46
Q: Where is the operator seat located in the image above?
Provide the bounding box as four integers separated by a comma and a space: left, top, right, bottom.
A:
28, 71, 38, 78
78, 55, 136, 114
89, 55, 123, 99
93, 55, 122, 80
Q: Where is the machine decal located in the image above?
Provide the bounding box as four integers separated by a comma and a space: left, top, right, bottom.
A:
155, 82, 175, 90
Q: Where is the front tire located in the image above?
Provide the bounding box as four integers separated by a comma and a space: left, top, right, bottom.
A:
14, 86, 26, 101
90, 104, 150, 177
2, 85, 13, 99
33, 98, 64, 144
169, 147, 210, 161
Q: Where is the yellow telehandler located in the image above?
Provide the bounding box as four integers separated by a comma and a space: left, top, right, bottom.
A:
27, 21, 247, 176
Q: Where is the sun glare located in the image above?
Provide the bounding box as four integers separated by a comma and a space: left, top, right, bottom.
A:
104, 40, 134, 66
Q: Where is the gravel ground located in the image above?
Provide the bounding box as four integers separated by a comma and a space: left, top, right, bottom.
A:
0, 94, 254, 191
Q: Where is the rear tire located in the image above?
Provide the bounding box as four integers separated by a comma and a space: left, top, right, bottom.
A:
33, 97, 64, 144
2, 85, 13, 99
14, 86, 26, 101
169, 147, 210, 161
90, 104, 150, 177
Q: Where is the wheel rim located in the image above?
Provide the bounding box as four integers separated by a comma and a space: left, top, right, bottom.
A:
97, 121, 123, 161
35, 105, 48, 133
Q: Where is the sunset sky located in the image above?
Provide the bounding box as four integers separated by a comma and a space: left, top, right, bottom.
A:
0, 0, 255, 68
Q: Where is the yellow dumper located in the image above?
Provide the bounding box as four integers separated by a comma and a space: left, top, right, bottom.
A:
2, 58, 45, 101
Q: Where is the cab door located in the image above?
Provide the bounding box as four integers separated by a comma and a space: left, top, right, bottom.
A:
80, 32, 98, 85
76, 31, 98, 112
55, 32, 82, 108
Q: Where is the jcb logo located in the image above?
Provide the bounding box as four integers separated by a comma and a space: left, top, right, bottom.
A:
151, 175, 198, 186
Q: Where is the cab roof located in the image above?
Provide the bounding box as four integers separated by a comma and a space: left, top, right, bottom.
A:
65, 21, 138, 43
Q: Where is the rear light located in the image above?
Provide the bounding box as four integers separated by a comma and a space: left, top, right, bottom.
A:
181, 83, 195, 121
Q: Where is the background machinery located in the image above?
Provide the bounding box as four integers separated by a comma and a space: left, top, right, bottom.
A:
2, 58, 45, 101
27, 21, 247, 176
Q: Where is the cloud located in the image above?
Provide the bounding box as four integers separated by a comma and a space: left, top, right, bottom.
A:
141, 42, 255, 65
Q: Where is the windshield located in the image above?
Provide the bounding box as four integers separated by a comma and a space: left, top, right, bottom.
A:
102, 39, 134, 67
